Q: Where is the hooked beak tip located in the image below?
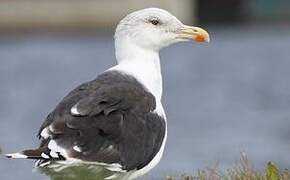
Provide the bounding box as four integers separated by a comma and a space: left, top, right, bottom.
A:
177, 25, 210, 43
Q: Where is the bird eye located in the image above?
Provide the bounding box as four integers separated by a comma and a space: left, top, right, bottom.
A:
149, 19, 160, 26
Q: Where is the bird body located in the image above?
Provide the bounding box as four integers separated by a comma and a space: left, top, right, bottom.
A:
6, 8, 209, 180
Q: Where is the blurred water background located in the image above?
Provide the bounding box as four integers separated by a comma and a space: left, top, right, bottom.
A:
0, 0, 290, 179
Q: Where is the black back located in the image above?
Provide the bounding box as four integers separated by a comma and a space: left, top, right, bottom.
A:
37, 71, 166, 171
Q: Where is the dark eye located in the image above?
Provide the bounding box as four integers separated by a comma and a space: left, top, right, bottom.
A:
149, 19, 160, 26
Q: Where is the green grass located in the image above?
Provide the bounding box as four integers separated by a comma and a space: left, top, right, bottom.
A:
39, 164, 113, 180
166, 154, 290, 180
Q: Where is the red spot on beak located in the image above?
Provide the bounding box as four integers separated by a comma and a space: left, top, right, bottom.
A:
194, 35, 206, 42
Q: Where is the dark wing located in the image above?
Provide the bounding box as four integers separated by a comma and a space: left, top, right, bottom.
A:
36, 71, 166, 171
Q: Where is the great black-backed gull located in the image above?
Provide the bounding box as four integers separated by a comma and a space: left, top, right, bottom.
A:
6, 8, 209, 180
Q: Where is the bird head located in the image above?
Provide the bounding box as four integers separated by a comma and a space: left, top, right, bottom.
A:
115, 8, 210, 51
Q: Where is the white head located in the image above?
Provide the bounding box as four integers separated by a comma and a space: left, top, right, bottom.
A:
114, 8, 210, 62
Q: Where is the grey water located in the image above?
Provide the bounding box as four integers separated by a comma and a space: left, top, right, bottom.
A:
0, 25, 290, 179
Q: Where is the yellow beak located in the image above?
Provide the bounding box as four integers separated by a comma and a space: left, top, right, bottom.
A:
177, 25, 210, 43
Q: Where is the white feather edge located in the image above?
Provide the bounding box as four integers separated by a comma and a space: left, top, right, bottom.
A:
70, 104, 80, 115
40, 127, 50, 139
50, 150, 59, 158
41, 153, 50, 159
73, 146, 82, 152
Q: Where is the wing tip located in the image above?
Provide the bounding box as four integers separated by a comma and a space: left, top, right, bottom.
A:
4, 152, 28, 159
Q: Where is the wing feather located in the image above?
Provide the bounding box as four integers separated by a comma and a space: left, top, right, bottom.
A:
35, 71, 165, 171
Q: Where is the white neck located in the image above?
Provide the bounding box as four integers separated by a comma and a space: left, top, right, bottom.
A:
110, 37, 163, 101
